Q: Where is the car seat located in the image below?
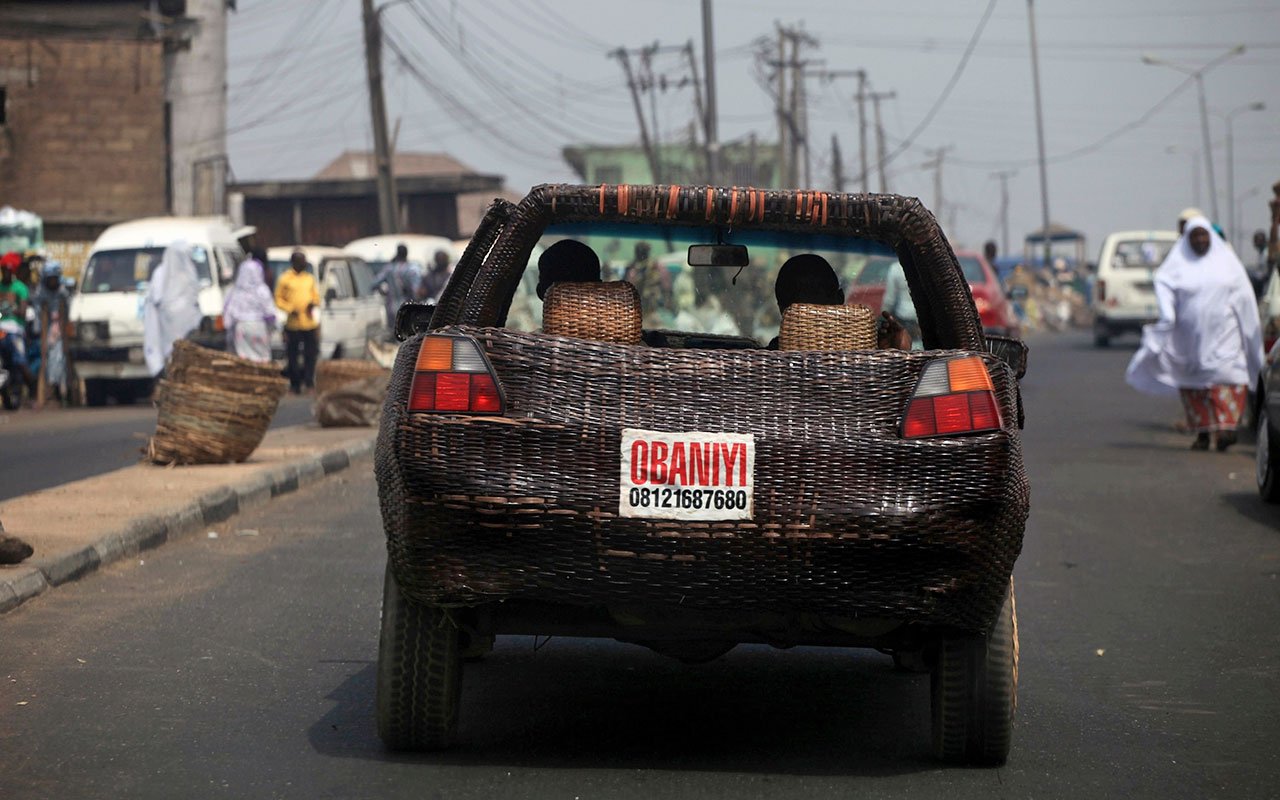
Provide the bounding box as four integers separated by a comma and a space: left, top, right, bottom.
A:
777, 302, 877, 350
542, 281, 643, 344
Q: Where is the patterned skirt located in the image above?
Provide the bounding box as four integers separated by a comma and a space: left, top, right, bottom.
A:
1179, 385, 1248, 433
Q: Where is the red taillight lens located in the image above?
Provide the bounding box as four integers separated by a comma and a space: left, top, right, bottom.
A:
1097, 279, 1106, 303
901, 356, 1003, 439
407, 335, 505, 415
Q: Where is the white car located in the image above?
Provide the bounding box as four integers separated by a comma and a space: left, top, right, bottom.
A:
1092, 230, 1179, 347
264, 246, 384, 360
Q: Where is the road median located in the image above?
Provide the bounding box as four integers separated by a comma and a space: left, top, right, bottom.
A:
0, 424, 376, 614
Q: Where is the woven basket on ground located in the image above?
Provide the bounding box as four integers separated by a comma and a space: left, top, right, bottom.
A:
315, 358, 390, 397
778, 303, 877, 350
148, 379, 282, 465
542, 281, 642, 343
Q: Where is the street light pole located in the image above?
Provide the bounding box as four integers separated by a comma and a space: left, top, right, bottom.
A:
1222, 101, 1265, 250
1026, 0, 1052, 270
1141, 45, 1245, 225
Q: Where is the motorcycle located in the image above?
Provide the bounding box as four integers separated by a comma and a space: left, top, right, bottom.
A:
0, 321, 25, 411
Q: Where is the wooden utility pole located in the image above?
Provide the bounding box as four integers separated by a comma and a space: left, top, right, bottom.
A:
775, 26, 789, 188
925, 145, 954, 221
991, 169, 1017, 255
855, 73, 869, 193
685, 40, 711, 179
610, 47, 661, 183
362, 0, 398, 234
831, 134, 844, 192
700, 0, 720, 184
868, 89, 895, 193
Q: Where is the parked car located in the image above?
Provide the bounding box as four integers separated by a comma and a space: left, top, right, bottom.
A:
264, 246, 384, 359
848, 249, 1020, 338
1091, 230, 1179, 347
375, 184, 1030, 765
69, 216, 252, 405
1257, 265, 1280, 355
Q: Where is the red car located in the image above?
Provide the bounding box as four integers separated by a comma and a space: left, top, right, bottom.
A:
849, 250, 1021, 338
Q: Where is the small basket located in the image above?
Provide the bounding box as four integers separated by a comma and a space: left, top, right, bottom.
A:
148, 379, 283, 464
778, 303, 877, 351
315, 359, 390, 397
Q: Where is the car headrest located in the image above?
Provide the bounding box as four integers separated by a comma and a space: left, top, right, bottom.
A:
542, 281, 643, 344
778, 303, 877, 351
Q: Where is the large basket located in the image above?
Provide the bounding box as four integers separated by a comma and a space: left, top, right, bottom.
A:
315, 359, 390, 397
167, 340, 288, 397
148, 379, 283, 464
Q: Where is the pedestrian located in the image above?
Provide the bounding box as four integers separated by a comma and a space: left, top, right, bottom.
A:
0, 252, 27, 317
1248, 229, 1271, 297
1125, 215, 1263, 451
221, 249, 277, 363
372, 244, 419, 330
882, 259, 921, 345
30, 261, 72, 405
419, 248, 453, 304
623, 242, 673, 313
274, 250, 320, 394
142, 242, 203, 378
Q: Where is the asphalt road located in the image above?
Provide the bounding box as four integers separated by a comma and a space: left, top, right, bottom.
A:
3, 331, 1279, 798
0, 395, 314, 500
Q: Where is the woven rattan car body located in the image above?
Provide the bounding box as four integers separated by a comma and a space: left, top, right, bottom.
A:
375, 184, 1030, 765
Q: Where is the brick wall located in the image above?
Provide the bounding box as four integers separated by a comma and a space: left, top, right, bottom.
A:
0, 37, 168, 228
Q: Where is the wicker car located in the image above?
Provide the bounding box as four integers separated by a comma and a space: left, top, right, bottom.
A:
374, 184, 1030, 765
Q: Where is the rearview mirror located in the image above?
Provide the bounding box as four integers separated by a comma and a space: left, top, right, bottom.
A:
395, 301, 437, 341
688, 244, 749, 268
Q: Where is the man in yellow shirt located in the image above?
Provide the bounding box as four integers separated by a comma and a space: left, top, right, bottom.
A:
274, 250, 321, 393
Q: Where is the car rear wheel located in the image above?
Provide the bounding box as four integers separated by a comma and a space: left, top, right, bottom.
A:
376, 564, 463, 750
931, 579, 1018, 765
1257, 405, 1280, 503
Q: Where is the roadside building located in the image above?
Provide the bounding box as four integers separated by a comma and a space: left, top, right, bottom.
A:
0, 0, 231, 274
230, 151, 508, 246
563, 139, 780, 189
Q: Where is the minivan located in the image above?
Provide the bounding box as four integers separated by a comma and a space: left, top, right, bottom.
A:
1092, 230, 1178, 347
69, 217, 252, 405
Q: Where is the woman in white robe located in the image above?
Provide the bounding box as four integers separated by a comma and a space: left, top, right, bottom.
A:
221, 255, 277, 362
1125, 215, 1263, 450
142, 242, 203, 376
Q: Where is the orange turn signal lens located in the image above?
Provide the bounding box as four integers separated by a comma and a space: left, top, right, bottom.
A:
416, 336, 453, 372
947, 356, 994, 392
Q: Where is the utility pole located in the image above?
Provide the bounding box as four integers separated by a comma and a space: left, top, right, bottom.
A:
855, 73, 869, 193
775, 26, 789, 187
771, 25, 819, 188
925, 146, 954, 224
868, 89, 895, 193
610, 47, 661, 183
831, 134, 844, 192
1027, 0, 1052, 268
991, 169, 1017, 255
701, 0, 719, 184
362, 0, 398, 234
642, 44, 663, 181
684, 40, 710, 178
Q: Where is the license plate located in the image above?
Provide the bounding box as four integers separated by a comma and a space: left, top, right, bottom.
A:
619, 428, 755, 520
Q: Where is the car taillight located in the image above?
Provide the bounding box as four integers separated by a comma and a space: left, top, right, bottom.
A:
1097, 279, 1106, 303
974, 295, 991, 314
408, 334, 505, 414
901, 355, 1003, 439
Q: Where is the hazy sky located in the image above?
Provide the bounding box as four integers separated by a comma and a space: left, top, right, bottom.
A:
227, 0, 1278, 258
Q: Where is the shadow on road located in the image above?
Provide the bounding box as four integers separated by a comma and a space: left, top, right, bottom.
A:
307, 641, 935, 777
1219, 490, 1280, 529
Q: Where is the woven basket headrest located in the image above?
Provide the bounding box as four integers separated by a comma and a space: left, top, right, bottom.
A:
778, 303, 877, 351
542, 281, 643, 344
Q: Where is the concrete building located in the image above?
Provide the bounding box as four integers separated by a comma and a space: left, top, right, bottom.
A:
563, 139, 780, 189
0, 1, 231, 253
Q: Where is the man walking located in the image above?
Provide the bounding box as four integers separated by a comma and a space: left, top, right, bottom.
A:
274, 250, 320, 394
373, 244, 420, 330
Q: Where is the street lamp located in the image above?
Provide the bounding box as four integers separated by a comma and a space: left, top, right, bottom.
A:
1221, 101, 1265, 250
1142, 44, 1246, 223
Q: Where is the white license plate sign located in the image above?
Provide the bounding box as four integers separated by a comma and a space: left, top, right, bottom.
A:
619, 428, 755, 520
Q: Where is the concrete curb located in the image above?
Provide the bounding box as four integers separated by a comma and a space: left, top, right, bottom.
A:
0, 434, 375, 615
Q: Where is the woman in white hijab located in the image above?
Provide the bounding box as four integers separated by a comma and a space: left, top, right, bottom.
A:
1125, 215, 1264, 450
221, 251, 277, 362
142, 241, 203, 376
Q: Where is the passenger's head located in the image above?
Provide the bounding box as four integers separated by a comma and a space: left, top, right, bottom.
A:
394, 244, 409, 262
537, 239, 601, 300
774, 253, 843, 313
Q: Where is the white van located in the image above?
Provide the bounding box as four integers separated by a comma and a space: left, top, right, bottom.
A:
265, 246, 384, 359
1092, 230, 1179, 347
69, 217, 252, 404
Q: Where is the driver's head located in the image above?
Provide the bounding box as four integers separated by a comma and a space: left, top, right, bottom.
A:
537, 239, 601, 300
775, 253, 843, 313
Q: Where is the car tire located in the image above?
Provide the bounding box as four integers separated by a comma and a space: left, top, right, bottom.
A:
83, 379, 108, 407
1257, 405, 1280, 503
931, 579, 1018, 765
1093, 326, 1110, 348
376, 564, 463, 751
